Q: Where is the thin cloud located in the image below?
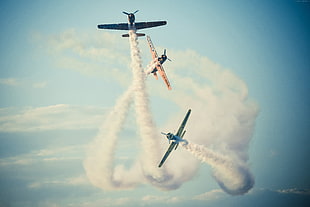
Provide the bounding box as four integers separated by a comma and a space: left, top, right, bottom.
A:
0, 157, 34, 166
27, 175, 90, 189
277, 188, 310, 195
36, 29, 132, 87
142, 195, 183, 204
32, 81, 47, 88
0, 78, 20, 86
0, 104, 107, 132
251, 188, 310, 196
193, 189, 225, 201
76, 197, 136, 207
0, 145, 85, 167
0, 78, 48, 88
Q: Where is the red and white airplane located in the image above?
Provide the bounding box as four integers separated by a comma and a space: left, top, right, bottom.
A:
97, 10, 167, 37
146, 35, 172, 90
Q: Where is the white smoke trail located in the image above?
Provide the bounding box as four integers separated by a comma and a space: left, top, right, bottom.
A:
84, 31, 176, 191
128, 31, 174, 188
183, 142, 254, 195
145, 60, 157, 76
83, 85, 141, 190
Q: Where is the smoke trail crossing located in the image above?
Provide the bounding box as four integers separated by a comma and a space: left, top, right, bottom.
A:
84, 31, 175, 190
84, 85, 140, 190
128, 31, 174, 188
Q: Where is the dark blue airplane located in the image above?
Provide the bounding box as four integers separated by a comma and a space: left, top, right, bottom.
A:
97, 10, 167, 37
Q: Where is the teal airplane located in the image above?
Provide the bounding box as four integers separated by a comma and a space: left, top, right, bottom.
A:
158, 109, 191, 168
97, 10, 167, 37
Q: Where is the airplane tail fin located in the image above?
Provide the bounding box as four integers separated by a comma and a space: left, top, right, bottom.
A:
153, 72, 158, 80
122, 33, 145, 37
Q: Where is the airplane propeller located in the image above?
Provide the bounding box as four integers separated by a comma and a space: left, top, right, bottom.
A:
123, 10, 139, 15
163, 49, 172, 61
161, 132, 171, 144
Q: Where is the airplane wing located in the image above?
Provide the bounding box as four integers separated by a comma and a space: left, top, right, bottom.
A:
135, 21, 167, 30
156, 64, 172, 90
158, 142, 177, 168
176, 109, 191, 137
146, 36, 158, 60
97, 23, 128, 30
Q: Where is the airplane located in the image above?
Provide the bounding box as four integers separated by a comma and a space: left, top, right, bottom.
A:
158, 109, 191, 168
146, 35, 172, 90
97, 10, 167, 37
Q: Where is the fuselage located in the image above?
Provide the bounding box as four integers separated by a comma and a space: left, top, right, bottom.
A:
165, 133, 185, 144
127, 13, 136, 30
128, 13, 135, 25
158, 55, 167, 64
151, 55, 167, 73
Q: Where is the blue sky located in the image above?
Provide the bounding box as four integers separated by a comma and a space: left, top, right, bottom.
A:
0, 0, 310, 206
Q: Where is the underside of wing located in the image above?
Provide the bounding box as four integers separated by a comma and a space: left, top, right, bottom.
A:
158, 142, 176, 167
176, 109, 191, 137
146, 36, 158, 60
97, 23, 129, 30
156, 64, 172, 90
135, 21, 167, 30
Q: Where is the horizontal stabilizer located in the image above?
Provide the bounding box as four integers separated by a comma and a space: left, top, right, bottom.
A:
153, 72, 158, 80
122, 33, 145, 37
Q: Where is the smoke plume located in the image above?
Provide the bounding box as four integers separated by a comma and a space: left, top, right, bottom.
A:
83, 30, 258, 194
183, 142, 254, 195
83, 85, 139, 190
84, 31, 177, 190
128, 31, 184, 189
